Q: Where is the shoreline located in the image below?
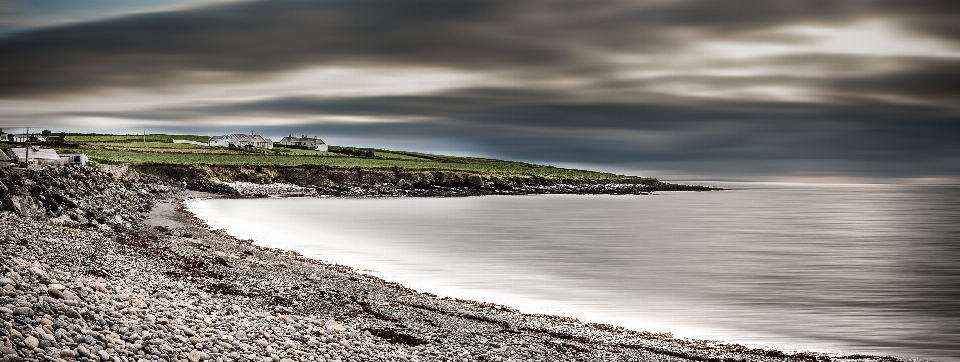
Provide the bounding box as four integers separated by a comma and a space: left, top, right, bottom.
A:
0, 166, 924, 361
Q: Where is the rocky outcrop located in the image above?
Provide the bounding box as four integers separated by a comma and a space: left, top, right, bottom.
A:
0, 166, 175, 229
133, 164, 716, 197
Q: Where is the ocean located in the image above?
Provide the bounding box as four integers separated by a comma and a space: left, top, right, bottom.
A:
187, 182, 960, 360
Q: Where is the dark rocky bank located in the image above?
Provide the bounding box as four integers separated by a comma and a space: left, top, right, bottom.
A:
0, 166, 917, 362
132, 164, 716, 197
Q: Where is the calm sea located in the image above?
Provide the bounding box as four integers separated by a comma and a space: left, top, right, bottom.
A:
187, 183, 960, 360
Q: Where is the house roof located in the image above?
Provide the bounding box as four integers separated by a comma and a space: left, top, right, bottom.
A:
280, 136, 325, 144
10, 147, 60, 160
210, 135, 228, 141
232, 134, 269, 143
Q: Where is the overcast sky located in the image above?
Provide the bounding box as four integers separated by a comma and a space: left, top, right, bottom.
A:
1, 0, 958, 182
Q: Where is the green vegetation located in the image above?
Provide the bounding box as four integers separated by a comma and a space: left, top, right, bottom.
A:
55, 133, 656, 185
65, 134, 210, 143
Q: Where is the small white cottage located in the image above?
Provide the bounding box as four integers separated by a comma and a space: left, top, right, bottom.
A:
278, 135, 328, 151
209, 135, 231, 147
209, 134, 274, 149
9, 147, 62, 166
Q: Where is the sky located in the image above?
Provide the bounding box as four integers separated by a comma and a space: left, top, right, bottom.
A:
1, 0, 958, 182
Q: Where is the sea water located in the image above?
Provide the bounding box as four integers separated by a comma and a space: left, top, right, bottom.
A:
187, 183, 960, 360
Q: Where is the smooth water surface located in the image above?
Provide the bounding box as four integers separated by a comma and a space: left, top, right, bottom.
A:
188, 183, 960, 360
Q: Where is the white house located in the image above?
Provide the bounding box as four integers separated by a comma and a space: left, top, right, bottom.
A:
9, 147, 62, 166
209, 135, 230, 147
209, 134, 274, 149
9, 134, 46, 143
278, 135, 328, 151
231, 134, 273, 149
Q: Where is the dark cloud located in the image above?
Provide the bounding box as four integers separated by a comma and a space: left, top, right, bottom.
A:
2, 0, 959, 97
827, 59, 960, 103
1, 0, 959, 180
26, 87, 960, 179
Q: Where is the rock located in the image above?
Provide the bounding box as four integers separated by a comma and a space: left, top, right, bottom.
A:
188, 336, 200, 344
77, 345, 91, 357
48, 283, 67, 290
64, 308, 81, 319
63, 288, 79, 299
0, 306, 11, 314
61, 349, 77, 358
187, 349, 203, 362
98, 349, 110, 360
0, 277, 14, 286
28, 267, 46, 278
325, 320, 345, 332
24, 335, 39, 349
183, 328, 196, 337
12, 307, 33, 317
48, 287, 65, 299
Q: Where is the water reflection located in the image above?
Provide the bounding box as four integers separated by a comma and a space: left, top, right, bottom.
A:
188, 183, 960, 360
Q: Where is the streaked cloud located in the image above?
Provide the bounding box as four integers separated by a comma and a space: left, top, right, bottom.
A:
0, 0, 958, 180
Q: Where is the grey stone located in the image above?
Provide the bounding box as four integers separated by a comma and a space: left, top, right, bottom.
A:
24, 335, 39, 349
12, 307, 33, 317
47, 283, 66, 290
62, 289, 78, 300
28, 267, 46, 278
325, 321, 345, 332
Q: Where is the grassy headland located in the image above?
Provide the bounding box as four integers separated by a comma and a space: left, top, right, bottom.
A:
49, 133, 703, 194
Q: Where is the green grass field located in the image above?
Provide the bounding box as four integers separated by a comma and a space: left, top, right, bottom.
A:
56, 133, 654, 183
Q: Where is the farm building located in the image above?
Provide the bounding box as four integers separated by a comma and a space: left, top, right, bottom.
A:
279, 135, 328, 151
8, 134, 46, 143
209, 134, 274, 149
9, 147, 62, 166
208, 135, 230, 147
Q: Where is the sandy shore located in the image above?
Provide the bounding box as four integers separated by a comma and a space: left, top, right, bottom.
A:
0, 167, 919, 361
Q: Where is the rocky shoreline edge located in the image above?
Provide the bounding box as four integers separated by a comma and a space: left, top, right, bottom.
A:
213, 180, 717, 198
0, 166, 919, 362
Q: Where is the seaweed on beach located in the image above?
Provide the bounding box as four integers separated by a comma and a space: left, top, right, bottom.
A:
163, 257, 224, 280
206, 282, 247, 296
364, 328, 429, 346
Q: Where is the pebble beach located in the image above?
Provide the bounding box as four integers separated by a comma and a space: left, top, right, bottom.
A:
0, 166, 920, 361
